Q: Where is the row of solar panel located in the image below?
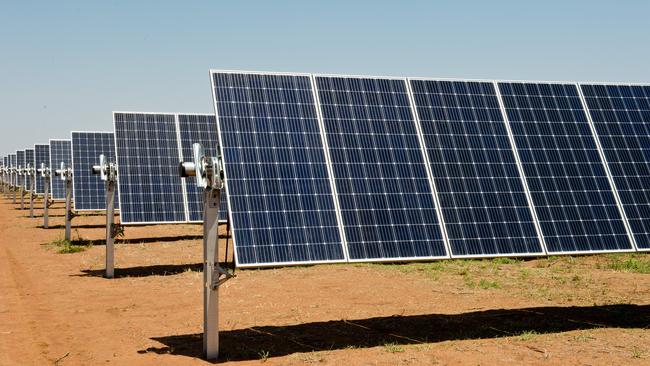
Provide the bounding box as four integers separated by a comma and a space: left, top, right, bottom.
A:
210, 72, 650, 267
2, 72, 649, 269
1, 116, 227, 222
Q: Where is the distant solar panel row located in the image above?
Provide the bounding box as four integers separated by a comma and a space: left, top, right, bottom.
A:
113, 112, 227, 224
211, 71, 646, 267
71, 132, 119, 211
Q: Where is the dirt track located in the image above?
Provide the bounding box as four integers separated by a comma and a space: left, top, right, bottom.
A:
1, 194, 649, 365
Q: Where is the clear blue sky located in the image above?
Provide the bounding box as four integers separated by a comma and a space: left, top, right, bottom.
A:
1, 0, 649, 156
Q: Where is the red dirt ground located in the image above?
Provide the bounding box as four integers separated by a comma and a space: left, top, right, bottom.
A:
1, 194, 649, 365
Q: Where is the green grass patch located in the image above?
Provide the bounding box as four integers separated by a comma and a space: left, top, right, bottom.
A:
491, 257, 522, 265
518, 330, 539, 341
606, 254, 650, 274
46, 237, 93, 254
258, 349, 270, 362
383, 342, 405, 353
477, 278, 500, 289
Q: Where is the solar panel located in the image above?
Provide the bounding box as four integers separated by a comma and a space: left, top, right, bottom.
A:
2, 156, 6, 185
114, 112, 187, 224
409, 79, 544, 257
16, 150, 25, 189
212, 71, 346, 266
177, 114, 228, 222
49, 140, 72, 200
71, 132, 119, 211
25, 149, 34, 190
9, 154, 16, 186
314, 75, 448, 261
34, 144, 50, 195
498, 82, 633, 253
580, 83, 650, 250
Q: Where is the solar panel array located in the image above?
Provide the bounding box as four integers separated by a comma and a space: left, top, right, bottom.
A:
25, 149, 34, 190
177, 114, 228, 222
71, 132, 119, 211
5, 70, 650, 268
210, 71, 650, 267
34, 144, 50, 195
581, 84, 650, 250
49, 140, 72, 200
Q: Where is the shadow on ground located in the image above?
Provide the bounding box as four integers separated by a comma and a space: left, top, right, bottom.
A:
142, 304, 650, 362
76, 263, 205, 278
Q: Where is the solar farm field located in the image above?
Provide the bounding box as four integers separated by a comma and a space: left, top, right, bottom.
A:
1, 197, 648, 365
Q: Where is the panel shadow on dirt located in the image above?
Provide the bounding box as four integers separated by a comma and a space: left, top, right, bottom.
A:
143, 303, 650, 362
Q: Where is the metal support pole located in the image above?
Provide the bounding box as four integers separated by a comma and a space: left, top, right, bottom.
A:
20, 181, 25, 210
105, 179, 116, 278
29, 173, 34, 218
12, 173, 16, 204
65, 177, 72, 241
203, 188, 221, 361
43, 176, 50, 229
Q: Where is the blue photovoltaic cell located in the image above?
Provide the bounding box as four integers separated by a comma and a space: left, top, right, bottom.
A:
315, 76, 447, 260
114, 112, 186, 224
72, 132, 119, 211
581, 84, 650, 250
49, 140, 72, 200
16, 150, 25, 190
25, 149, 34, 190
34, 144, 50, 195
212, 71, 345, 266
498, 82, 632, 253
410, 79, 543, 256
177, 114, 228, 222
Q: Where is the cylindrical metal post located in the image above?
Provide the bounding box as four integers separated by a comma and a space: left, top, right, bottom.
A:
105, 180, 115, 278
20, 184, 24, 210
29, 175, 34, 218
65, 177, 72, 241
44, 177, 49, 229
203, 188, 221, 360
